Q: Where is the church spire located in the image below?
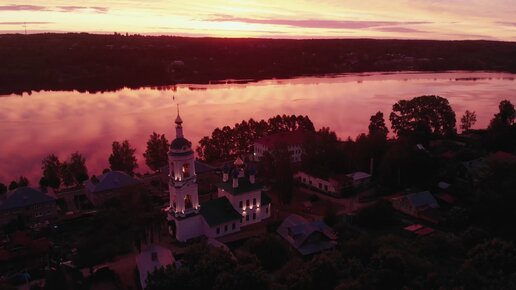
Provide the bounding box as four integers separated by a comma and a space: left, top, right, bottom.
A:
175, 104, 184, 138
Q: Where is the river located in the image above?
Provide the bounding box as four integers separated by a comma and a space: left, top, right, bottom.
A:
1, 71, 515, 183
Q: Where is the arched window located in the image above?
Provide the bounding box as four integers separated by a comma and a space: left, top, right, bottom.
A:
184, 194, 192, 209
182, 163, 190, 178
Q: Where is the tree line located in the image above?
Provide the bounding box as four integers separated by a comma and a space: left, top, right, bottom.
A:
3, 33, 516, 95
1, 97, 512, 195
196, 114, 314, 162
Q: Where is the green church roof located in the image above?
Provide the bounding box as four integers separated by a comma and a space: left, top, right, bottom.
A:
200, 196, 241, 227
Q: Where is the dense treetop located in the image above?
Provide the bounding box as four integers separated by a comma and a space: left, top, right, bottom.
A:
390, 95, 456, 140
109, 140, 138, 176
196, 114, 314, 162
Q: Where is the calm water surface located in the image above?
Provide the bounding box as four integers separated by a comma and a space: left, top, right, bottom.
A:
1, 71, 515, 183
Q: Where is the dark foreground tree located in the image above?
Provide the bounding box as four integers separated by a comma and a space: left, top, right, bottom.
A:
42, 154, 62, 189
389, 95, 456, 139
214, 264, 270, 290
368, 111, 389, 139
146, 242, 236, 290
17, 176, 29, 187
460, 239, 516, 289
259, 146, 294, 204
241, 234, 290, 271
8, 180, 18, 191
302, 127, 346, 178
486, 100, 516, 151
490, 99, 516, 127
0, 183, 7, 196
460, 110, 477, 132
143, 132, 169, 171
109, 140, 138, 175
61, 152, 89, 186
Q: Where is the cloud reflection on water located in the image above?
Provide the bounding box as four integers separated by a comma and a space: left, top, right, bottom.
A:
0, 72, 514, 183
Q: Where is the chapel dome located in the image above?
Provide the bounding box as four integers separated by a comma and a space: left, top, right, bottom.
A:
170, 137, 192, 151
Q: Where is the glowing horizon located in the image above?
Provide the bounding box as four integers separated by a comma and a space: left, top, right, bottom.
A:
0, 0, 515, 40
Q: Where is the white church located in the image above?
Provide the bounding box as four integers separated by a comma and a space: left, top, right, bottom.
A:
167, 111, 272, 242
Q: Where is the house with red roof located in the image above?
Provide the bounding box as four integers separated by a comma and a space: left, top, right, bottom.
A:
253, 131, 310, 162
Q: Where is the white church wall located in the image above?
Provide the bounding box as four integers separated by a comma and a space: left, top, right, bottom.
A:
204, 219, 241, 238
174, 214, 204, 242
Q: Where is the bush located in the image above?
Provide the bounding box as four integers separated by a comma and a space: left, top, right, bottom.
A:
324, 203, 339, 226
266, 220, 282, 233
355, 200, 396, 228
308, 194, 320, 202
242, 234, 290, 271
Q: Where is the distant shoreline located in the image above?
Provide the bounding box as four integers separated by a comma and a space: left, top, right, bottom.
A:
3, 70, 516, 97
1, 33, 516, 95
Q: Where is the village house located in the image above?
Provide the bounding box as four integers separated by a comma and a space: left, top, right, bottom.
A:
295, 170, 371, 197
253, 131, 310, 162
277, 214, 337, 256
391, 191, 441, 224
0, 187, 57, 226
294, 171, 349, 197
136, 244, 175, 289
346, 171, 372, 189
84, 170, 142, 207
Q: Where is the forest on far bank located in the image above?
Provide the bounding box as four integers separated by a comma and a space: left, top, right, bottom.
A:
1, 33, 516, 95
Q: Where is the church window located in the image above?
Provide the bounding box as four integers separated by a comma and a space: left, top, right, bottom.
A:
253, 212, 256, 220
182, 163, 190, 178
266, 206, 269, 214
246, 200, 250, 207
224, 225, 228, 232
319, 183, 322, 189
239, 201, 243, 208
253, 198, 256, 205
216, 227, 220, 234
232, 223, 235, 230
246, 214, 249, 221
184, 195, 193, 210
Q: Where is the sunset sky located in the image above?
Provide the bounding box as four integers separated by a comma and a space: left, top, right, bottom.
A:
0, 0, 515, 40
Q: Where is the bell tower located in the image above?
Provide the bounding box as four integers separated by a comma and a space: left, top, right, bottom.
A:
168, 106, 199, 217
